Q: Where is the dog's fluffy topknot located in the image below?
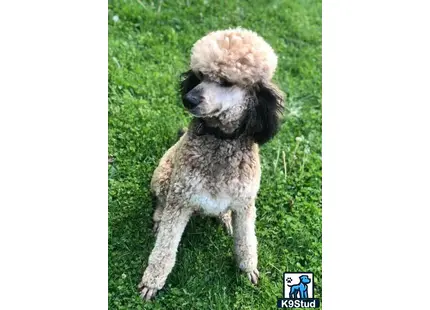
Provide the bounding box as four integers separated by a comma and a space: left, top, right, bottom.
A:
190, 28, 278, 86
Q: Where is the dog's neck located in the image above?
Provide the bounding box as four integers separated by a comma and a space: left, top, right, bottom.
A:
190, 115, 249, 140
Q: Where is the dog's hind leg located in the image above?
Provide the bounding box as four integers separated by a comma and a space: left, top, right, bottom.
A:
150, 143, 178, 234
289, 287, 298, 298
232, 200, 259, 284
219, 210, 233, 235
139, 197, 193, 300
289, 290, 295, 298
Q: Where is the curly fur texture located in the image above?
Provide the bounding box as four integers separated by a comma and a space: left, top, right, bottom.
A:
139, 28, 284, 301
191, 28, 278, 86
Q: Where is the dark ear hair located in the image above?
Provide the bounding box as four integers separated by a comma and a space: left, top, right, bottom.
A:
180, 70, 200, 101
247, 82, 285, 145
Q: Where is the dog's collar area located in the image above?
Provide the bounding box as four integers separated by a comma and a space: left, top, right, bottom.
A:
195, 119, 248, 140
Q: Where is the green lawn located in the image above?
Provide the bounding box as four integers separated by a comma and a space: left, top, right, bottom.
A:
108, 0, 321, 309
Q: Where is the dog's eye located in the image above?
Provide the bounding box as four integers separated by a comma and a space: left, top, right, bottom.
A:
196, 71, 204, 80
219, 78, 233, 87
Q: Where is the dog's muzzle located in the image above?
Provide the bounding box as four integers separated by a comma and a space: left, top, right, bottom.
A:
183, 89, 202, 109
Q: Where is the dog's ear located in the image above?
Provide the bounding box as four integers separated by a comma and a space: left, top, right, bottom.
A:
246, 81, 285, 145
180, 70, 201, 101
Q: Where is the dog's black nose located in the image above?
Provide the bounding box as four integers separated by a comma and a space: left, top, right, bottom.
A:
183, 91, 202, 109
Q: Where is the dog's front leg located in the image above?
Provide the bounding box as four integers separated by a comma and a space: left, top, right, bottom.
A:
139, 200, 193, 300
232, 200, 259, 284
303, 289, 308, 298
152, 197, 165, 234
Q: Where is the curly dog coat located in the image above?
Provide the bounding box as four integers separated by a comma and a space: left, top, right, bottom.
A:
139, 28, 285, 300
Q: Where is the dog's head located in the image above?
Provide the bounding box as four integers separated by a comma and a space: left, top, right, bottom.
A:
299, 275, 311, 284
180, 28, 285, 145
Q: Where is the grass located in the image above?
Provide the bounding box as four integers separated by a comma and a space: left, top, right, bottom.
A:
108, 0, 321, 309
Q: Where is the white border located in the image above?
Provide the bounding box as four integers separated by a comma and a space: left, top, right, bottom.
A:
1, 1, 430, 309
324, 1, 430, 309
0, 1, 107, 309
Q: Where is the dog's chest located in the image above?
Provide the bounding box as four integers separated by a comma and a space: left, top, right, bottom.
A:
189, 191, 231, 215
180, 136, 260, 213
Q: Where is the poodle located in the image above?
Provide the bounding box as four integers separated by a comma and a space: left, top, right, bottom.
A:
138, 28, 285, 300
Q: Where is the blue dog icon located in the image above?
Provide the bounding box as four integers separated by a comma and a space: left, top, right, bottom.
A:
288, 275, 311, 298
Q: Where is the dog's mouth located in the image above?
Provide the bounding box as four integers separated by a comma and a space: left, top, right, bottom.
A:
187, 106, 204, 117
187, 107, 215, 118
187, 105, 221, 119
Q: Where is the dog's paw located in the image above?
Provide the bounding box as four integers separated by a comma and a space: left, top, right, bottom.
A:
246, 269, 259, 285
138, 282, 158, 301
